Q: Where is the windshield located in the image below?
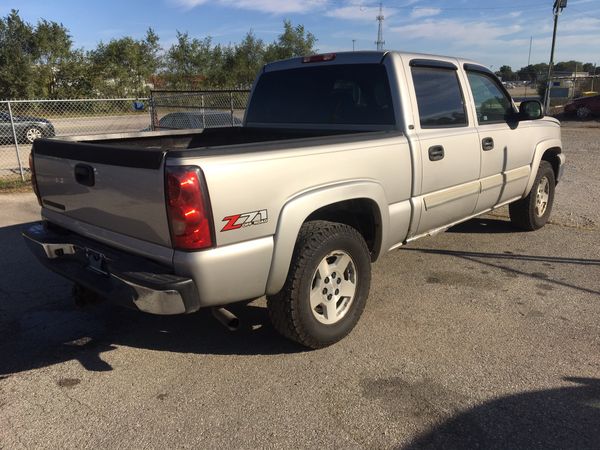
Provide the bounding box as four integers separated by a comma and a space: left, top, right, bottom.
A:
246, 64, 395, 126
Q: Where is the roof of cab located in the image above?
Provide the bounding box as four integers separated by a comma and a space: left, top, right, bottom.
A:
263, 50, 484, 73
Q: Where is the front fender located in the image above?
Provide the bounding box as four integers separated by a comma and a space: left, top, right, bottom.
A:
265, 180, 389, 295
524, 138, 563, 196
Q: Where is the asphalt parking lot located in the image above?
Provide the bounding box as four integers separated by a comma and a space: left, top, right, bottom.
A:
0, 122, 599, 449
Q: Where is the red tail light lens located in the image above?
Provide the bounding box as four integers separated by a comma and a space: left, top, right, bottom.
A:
29, 152, 41, 206
166, 166, 214, 250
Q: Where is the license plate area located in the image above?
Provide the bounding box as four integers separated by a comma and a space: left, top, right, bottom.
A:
84, 248, 109, 276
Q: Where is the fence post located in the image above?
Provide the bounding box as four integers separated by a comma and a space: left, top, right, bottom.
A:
7, 101, 25, 181
201, 93, 206, 128
230, 91, 234, 126
149, 95, 158, 130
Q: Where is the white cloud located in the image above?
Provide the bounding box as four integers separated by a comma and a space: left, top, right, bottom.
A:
326, 5, 396, 22
557, 17, 600, 33
410, 7, 441, 19
173, 0, 328, 14
391, 19, 522, 43
509, 11, 522, 18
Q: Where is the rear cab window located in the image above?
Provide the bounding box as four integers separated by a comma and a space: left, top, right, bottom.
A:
246, 64, 395, 126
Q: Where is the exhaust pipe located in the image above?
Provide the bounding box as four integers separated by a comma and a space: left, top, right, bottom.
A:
212, 307, 239, 331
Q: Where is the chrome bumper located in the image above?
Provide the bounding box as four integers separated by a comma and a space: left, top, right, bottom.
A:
23, 222, 201, 315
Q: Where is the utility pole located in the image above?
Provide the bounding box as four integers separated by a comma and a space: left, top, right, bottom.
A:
544, 0, 568, 114
524, 36, 533, 97
352, 39, 356, 52
375, 2, 385, 51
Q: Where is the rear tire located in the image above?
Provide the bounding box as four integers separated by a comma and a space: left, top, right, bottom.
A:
267, 220, 371, 349
509, 160, 555, 231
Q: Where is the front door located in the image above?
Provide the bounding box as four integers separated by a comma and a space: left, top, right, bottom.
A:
464, 69, 534, 212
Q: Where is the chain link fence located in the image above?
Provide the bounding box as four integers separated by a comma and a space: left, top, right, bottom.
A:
547, 75, 599, 108
0, 98, 151, 182
0, 91, 251, 183
149, 90, 249, 130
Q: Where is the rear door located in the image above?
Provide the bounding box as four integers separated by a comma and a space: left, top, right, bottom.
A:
405, 59, 481, 234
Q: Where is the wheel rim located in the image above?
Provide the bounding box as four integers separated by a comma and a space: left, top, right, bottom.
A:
26, 128, 42, 143
309, 250, 357, 325
535, 176, 550, 217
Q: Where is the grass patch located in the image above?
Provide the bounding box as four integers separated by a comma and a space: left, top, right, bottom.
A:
0, 176, 32, 193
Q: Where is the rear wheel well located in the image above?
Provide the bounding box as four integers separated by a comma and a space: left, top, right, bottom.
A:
541, 147, 562, 184
305, 199, 382, 261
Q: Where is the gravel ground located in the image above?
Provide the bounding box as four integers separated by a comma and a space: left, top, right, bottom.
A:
0, 122, 598, 449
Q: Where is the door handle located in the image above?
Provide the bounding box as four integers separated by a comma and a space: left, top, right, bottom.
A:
482, 137, 494, 151
428, 145, 444, 161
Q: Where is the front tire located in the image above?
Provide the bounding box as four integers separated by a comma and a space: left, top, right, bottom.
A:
267, 220, 371, 349
509, 160, 555, 231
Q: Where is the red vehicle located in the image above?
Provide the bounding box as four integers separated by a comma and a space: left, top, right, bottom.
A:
564, 94, 600, 119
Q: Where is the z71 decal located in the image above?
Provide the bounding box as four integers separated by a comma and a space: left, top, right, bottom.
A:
221, 209, 268, 232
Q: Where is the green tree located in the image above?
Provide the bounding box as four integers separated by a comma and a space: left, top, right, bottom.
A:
89, 28, 161, 97
231, 31, 264, 87
206, 44, 235, 88
0, 10, 37, 99
496, 65, 514, 81
53, 49, 94, 98
264, 20, 317, 62
33, 19, 73, 97
164, 31, 213, 89
162, 21, 316, 89
582, 62, 596, 75
553, 60, 583, 74
517, 63, 549, 82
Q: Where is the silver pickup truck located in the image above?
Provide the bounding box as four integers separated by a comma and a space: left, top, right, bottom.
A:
24, 51, 564, 348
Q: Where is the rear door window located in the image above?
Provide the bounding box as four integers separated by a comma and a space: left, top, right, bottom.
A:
411, 67, 467, 128
246, 64, 395, 125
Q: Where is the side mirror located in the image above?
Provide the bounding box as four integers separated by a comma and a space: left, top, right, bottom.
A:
519, 100, 544, 120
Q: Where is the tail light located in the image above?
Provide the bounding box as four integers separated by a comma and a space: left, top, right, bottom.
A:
302, 53, 336, 63
29, 152, 41, 206
165, 166, 214, 250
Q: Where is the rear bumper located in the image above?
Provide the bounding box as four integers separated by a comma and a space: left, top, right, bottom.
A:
23, 222, 201, 315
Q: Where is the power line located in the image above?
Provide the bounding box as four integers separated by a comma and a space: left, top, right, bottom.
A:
327, 0, 553, 11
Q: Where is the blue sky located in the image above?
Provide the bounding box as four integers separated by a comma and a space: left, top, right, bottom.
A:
3, 0, 600, 70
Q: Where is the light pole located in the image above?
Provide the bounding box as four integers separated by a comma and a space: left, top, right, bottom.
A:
544, 0, 568, 114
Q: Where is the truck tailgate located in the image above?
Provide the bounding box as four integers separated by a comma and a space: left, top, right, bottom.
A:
33, 139, 172, 248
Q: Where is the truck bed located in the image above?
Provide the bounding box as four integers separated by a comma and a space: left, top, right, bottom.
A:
32, 126, 395, 253
85, 127, 370, 151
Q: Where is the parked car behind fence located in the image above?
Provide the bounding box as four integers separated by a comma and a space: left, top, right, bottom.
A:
153, 110, 242, 130
564, 94, 600, 119
0, 112, 55, 144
